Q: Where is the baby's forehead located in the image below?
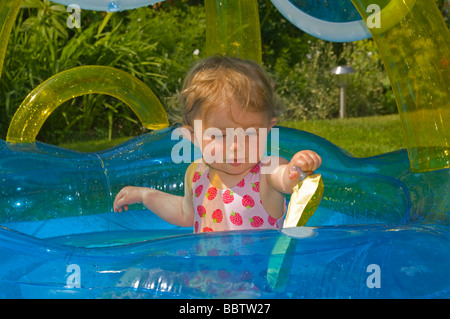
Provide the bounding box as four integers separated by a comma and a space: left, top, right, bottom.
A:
201, 102, 269, 129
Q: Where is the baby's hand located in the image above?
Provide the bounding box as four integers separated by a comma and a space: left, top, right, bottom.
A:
113, 186, 145, 212
288, 150, 322, 180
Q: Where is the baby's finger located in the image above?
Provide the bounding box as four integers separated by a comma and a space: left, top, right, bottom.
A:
113, 199, 120, 212
291, 165, 308, 180
295, 156, 314, 172
288, 166, 299, 180
115, 204, 128, 213
315, 153, 322, 169
113, 189, 128, 211
299, 152, 322, 172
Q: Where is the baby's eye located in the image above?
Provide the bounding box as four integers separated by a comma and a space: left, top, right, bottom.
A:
212, 134, 224, 140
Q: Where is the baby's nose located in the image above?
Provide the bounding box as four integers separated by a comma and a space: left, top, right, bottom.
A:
227, 132, 245, 151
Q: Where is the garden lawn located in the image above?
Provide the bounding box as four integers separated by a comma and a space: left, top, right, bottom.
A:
59, 114, 407, 158
58, 136, 132, 153
279, 114, 406, 157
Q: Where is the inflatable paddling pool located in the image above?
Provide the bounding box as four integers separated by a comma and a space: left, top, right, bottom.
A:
1, 0, 449, 298
1, 126, 449, 298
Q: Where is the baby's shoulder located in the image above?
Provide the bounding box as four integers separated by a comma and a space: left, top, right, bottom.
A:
185, 159, 205, 191
186, 158, 204, 174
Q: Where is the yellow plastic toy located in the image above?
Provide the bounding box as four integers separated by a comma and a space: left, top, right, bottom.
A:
267, 169, 324, 290
6, 65, 169, 144
283, 172, 324, 228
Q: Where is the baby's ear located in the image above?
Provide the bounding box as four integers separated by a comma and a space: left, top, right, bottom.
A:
268, 117, 278, 131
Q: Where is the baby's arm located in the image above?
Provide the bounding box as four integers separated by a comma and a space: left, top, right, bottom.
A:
266, 150, 322, 194
113, 165, 195, 227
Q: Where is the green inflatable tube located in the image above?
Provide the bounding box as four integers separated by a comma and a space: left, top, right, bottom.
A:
6, 65, 169, 144
351, 0, 450, 172
0, 0, 23, 81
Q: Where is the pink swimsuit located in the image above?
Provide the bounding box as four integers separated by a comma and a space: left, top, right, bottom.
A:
191, 161, 286, 233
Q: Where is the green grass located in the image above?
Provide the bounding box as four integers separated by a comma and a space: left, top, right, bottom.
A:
58, 136, 132, 153
279, 114, 406, 157
58, 114, 407, 157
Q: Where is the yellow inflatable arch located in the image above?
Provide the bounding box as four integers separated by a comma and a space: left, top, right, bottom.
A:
6, 66, 169, 143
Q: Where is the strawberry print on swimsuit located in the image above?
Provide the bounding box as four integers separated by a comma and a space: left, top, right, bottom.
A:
192, 161, 286, 233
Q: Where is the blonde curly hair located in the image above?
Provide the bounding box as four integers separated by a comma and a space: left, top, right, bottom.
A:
180, 55, 281, 126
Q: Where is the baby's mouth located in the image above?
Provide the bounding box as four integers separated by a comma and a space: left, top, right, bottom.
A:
226, 158, 245, 166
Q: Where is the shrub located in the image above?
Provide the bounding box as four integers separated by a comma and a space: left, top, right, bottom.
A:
1, 0, 401, 144
0, 1, 205, 144
273, 39, 396, 121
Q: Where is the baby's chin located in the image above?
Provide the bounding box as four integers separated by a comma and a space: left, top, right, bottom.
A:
207, 161, 257, 175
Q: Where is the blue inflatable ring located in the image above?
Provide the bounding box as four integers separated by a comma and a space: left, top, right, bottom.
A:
52, 0, 165, 12
1, 127, 449, 298
270, 0, 372, 42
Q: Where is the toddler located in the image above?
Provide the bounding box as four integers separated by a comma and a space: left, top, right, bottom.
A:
113, 56, 322, 233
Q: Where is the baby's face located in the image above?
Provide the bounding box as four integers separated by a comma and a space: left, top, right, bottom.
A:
193, 100, 276, 175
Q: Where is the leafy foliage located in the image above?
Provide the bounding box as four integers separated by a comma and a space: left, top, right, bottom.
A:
1, 0, 446, 144
270, 37, 395, 121
1, 0, 205, 144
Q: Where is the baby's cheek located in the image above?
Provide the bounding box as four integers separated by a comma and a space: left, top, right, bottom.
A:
202, 140, 225, 163
251, 136, 267, 161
